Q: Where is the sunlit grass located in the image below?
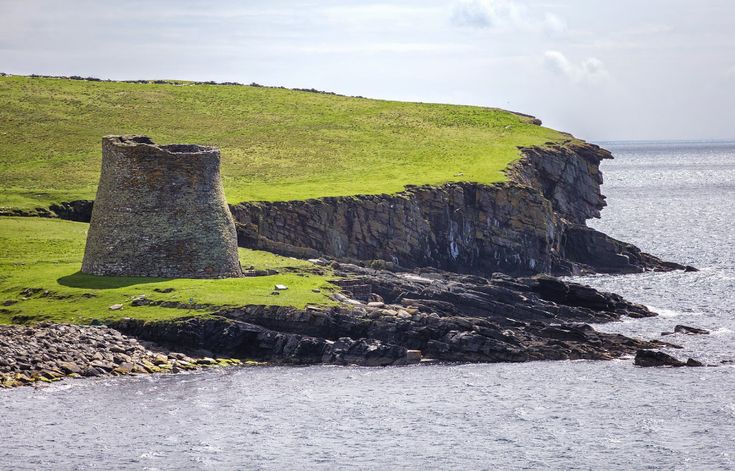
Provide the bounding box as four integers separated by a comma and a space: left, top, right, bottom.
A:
0, 217, 337, 325
0, 76, 570, 209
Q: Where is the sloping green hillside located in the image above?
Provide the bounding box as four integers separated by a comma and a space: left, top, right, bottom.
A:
0, 217, 335, 324
0, 75, 567, 210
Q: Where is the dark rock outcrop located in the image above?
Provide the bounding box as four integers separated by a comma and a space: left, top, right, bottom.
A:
233, 182, 566, 276
112, 263, 670, 365
634, 349, 711, 367
634, 350, 704, 368
510, 142, 611, 224
561, 224, 688, 274
110, 315, 415, 367
49, 200, 93, 222
634, 350, 685, 367
10, 139, 687, 277
231, 141, 685, 276
674, 325, 710, 335
0, 200, 92, 220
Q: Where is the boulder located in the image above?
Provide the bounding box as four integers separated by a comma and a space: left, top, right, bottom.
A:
634, 350, 685, 367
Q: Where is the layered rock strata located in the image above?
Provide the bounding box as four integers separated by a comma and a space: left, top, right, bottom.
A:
232, 141, 685, 276
111, 263, 672, 366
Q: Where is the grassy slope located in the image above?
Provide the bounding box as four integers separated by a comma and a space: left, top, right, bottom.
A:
0, 217, 336, 325
0, 75, 567, 209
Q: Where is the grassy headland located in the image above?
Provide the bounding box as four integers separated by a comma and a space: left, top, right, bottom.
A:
0, 75, 568, 210
0, 217, 335, 325
0, 74, 573, 325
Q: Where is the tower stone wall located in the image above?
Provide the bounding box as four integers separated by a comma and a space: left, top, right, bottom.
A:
81, 135, 242, 278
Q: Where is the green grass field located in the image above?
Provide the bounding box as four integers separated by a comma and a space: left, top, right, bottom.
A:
0, 75, 569, 210
0, 217, 336, 325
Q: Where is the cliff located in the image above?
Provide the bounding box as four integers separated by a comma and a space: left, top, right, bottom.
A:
232, 141, 686, 276
13, 140, 685, 277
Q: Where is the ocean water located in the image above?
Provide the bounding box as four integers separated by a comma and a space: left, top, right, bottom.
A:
2, 141, 734, 470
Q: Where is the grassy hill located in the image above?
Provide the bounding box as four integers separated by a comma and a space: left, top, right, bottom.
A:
0, 75, 568, 210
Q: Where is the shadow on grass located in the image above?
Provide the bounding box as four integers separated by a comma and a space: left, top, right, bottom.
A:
58, 271, 171, 289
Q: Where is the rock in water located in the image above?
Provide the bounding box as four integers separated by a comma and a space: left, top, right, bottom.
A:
81, 135, 242, 278
634, 350, 685, 367
674, 325, 710, 335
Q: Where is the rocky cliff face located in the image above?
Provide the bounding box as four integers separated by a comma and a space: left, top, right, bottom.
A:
509, 142, 611, 224
232, 183, 565, 276
232, 141, 684, 276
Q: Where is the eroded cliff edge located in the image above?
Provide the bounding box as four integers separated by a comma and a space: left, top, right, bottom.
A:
232, 141, 687, 276
5, 140, 686, 277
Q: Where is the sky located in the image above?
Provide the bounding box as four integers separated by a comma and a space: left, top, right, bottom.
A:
1, 0, 733, 141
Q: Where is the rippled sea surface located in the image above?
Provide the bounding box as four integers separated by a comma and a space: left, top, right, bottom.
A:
2, 141, 735, 470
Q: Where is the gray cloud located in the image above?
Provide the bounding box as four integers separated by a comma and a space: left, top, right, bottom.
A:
450, 0, 566, 34
544, 51, 609, 84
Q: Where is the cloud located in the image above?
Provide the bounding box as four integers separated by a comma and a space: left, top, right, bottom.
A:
452, 0, 521, 28
543, 13, 567, 34
544, 50, 609, 83
450, 0, 565, 34
298, 42, 473, 55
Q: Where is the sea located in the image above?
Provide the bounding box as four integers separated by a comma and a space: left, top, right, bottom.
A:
2, 141, 734, 470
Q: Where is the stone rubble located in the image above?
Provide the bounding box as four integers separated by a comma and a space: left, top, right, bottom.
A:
0, 323, 243, 388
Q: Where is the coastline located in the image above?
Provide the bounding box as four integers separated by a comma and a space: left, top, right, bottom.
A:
0, 79, 701, 390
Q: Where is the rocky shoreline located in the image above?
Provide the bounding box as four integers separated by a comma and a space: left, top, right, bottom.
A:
93, 264, 682, 365
0, 323, 244, 388
0, 129, 702, 389
1, 261, 705, 389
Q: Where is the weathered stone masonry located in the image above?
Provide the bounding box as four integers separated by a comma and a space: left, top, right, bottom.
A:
82, 135, 242, 278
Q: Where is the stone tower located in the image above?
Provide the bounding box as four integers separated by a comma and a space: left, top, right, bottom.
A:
81, 135, 242, 278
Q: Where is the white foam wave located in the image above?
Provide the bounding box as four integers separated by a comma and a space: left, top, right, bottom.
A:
645, 306, 702, 318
